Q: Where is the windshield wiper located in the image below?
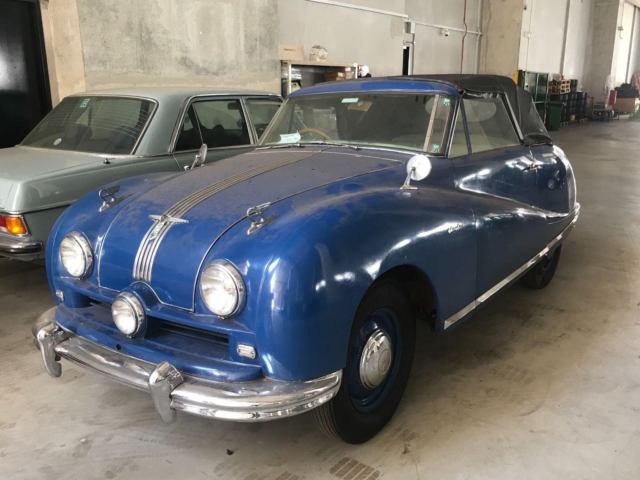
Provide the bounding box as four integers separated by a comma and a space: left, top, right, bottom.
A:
258, 143, 304, 150
303, 141, 361, 151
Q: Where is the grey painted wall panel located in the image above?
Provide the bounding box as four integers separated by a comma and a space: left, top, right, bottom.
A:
407, 0, 482, 74
563, 0, 593, 84
518, 0, 568, 74
277, 0, 406, 76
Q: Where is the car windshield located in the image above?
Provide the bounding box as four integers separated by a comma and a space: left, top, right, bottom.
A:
21, 96, 155, 154
261, 92, 453, 154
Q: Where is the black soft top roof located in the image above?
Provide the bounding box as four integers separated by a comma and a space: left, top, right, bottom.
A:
392, 74, 552, 143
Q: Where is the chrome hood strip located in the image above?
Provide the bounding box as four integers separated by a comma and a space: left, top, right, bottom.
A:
133, 155, 308, 282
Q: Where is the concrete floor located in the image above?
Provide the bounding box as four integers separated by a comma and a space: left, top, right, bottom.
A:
1, 120, 640, 480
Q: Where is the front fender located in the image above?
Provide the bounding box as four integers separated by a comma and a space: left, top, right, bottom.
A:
205, 185, 477, 381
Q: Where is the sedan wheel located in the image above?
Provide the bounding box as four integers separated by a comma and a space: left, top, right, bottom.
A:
314, 280, 416, 443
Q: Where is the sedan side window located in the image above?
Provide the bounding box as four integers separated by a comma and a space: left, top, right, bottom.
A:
174, 107, 202, 151
192, 99, 251, 148
245, 98, 282, 138
463, 95, 520, 153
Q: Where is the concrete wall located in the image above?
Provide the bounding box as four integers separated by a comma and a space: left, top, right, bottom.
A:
43, 0, 487, 103
75, 0, 280, 93
41, 0, 280, 103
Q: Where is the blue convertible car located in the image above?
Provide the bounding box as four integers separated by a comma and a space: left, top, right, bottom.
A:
35, 75, 579, 443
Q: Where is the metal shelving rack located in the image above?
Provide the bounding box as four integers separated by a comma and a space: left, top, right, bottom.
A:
280, 61, 357, 97
517, 70, 550, 122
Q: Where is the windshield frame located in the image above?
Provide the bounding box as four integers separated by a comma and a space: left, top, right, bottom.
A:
259, 90, 456, 156
20, 94, 159, 156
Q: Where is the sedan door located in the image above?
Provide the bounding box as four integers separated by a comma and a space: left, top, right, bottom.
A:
172, 97, 256, 170
450, 94, 550, 295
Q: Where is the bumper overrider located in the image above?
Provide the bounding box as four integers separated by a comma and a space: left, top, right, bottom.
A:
34, 307, 342, 423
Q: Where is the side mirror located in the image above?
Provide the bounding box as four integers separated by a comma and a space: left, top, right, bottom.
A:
190, 143, 208, 170
401, 154, 432, 190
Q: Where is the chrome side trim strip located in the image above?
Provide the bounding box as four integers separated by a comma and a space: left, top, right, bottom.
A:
444, 204, 580, 329
133, 154, 309, 282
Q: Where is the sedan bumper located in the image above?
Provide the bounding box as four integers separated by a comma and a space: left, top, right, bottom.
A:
0, 233, 42, 260
34, 307, 342, 422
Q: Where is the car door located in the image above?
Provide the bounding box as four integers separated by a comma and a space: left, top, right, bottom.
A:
172, 97, 255, 170
243, 96, 282, 140
450, 94, 549, 295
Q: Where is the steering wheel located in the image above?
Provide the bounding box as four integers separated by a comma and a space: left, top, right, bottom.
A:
298, 127, 332, 140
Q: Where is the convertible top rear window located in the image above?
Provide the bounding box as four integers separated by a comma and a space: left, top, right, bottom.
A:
22, 96, 155, 155
262, 92, 453, 154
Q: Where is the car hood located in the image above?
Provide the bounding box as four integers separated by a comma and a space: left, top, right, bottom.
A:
0, 146, 106, 211
98, 147, 402, 309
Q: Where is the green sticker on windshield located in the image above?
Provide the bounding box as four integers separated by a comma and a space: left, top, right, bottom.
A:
442, 98, 450, 106
341, 97, 359, 104
79, 98, 91, 109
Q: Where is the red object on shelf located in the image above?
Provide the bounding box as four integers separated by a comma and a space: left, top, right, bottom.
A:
608, 89, 617, 107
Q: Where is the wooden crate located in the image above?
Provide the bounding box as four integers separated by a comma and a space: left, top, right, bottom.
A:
549, 80, 571, 95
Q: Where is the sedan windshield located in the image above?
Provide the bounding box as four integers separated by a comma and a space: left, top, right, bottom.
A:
261, 92, 453, 154
21, 96, 155, 154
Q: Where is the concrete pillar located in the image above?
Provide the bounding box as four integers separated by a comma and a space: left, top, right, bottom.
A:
583, 0, 623, 101
39, 0, 86, 105
479, 0, 525, 77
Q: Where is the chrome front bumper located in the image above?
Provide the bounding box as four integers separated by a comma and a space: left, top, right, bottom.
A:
0, 232, 42, 260
34, 307, 342, 422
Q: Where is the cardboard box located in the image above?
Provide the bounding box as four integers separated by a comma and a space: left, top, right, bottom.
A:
614, 97, 639, 114
324, 71, 345, 82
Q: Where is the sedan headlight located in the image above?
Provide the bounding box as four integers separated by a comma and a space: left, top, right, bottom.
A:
59, 232, 93, 278
200, 260, 245, 317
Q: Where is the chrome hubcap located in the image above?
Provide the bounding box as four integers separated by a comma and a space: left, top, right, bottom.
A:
359, 329, 393, 389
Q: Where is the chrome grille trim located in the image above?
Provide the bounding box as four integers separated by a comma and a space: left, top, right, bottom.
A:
133, 155, 308, 282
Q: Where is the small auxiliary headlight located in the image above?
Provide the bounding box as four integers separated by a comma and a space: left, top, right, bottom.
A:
200, 260, 246, 317
59, 232, 93, 278
111, 292, 146, 337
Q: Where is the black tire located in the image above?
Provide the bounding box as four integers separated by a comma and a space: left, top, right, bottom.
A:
521, 245, 562, 289
314, 280, 416, 444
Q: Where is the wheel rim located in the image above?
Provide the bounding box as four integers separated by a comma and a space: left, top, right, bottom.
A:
347, 308, 401, 412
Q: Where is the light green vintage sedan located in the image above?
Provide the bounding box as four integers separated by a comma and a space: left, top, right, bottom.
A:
0, 88, 281, 260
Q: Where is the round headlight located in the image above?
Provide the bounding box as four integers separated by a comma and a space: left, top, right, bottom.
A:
111, 292, 146, 337
200, 260, 245, 317
59, 232, 93, 278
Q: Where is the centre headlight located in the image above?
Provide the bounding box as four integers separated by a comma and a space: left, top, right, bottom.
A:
59, 232, 93, 278
200, 260, 245, 317
111, 292, 146, 337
